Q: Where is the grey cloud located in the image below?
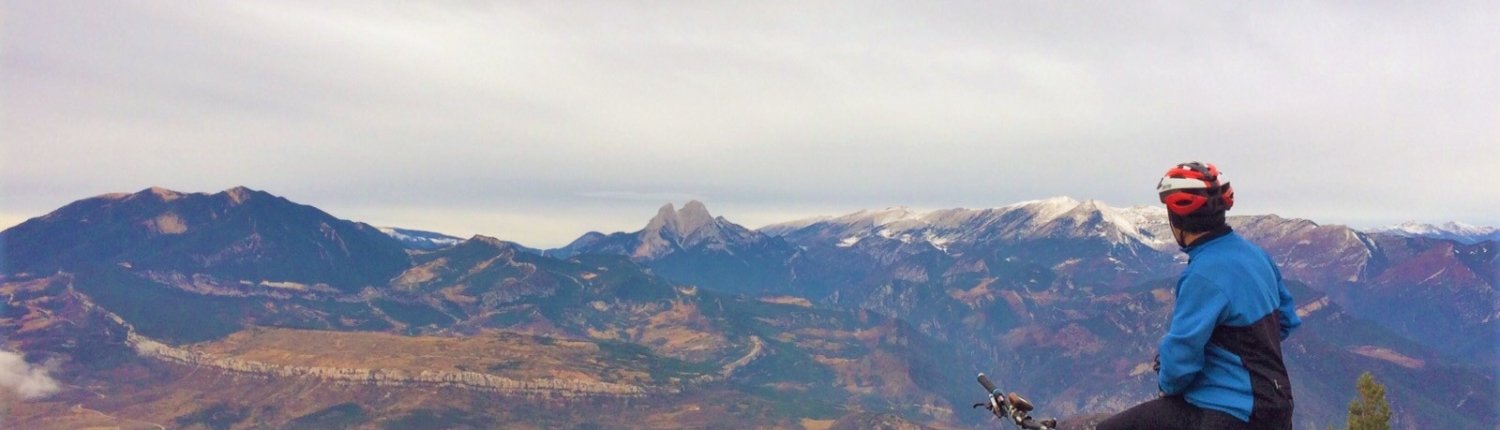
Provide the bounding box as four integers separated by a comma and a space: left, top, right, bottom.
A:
3, 1, 1496, 246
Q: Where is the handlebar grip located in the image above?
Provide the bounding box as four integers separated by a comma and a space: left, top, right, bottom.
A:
977, 373, 999, 395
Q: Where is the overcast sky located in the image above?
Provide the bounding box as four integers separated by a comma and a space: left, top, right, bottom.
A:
3, 1, 1497, 247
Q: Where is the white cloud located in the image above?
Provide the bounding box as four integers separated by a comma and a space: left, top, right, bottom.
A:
0, 350, 60, 400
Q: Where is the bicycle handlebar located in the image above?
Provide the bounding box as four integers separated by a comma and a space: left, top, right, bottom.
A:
978, 373, 999, 394
974, 372, 1056, 430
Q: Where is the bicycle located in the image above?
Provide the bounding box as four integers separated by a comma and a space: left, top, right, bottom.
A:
974, 373, 1057, 430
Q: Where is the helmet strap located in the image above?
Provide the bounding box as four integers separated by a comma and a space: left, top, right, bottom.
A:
1172, 225, 1189, 248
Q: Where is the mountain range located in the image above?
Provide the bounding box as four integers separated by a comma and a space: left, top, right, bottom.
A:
1, 187, 1494, 429
564, 196, 1496, 427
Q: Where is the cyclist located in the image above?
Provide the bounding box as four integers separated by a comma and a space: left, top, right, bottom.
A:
1098, 162, 1301, 430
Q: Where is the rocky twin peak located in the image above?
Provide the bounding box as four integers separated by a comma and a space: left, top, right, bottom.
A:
551, 201, 798, 295
637, 200, 726, 257
556, 200, 772, 262
644, 201, 717, 241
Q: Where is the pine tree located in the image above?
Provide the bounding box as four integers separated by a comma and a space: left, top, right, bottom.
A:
1346, 371, 1391, 430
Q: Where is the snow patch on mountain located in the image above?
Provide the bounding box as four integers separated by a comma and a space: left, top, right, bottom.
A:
379, 227, 464, 250
1108, 205, 1174, 250
1009, 196, 1084, 224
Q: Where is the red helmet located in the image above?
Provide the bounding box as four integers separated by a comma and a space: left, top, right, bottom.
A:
1156, 162, 1234, 216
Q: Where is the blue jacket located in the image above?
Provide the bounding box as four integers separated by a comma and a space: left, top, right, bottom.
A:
1158, 230, 1301, 422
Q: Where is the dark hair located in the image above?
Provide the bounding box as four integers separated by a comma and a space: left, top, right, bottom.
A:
1169, 211, 1226, 233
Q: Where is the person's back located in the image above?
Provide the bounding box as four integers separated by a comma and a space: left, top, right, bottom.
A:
1099, 162, 1300, 430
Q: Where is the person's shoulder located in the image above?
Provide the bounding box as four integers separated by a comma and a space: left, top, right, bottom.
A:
1221, 232, 1269, 256
1190, 235, 1267, 273
1225, 232, 1276, 260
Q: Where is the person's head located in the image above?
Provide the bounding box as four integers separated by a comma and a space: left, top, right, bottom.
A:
1156, 161, 1234, 245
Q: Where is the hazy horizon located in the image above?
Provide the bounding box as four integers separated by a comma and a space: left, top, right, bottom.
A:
2, 185, 1490, 249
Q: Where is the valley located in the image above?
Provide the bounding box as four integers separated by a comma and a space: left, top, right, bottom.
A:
0, 187, 1493, 429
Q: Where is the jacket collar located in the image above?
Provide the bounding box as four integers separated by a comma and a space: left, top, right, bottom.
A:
1181, 225, 1234, 254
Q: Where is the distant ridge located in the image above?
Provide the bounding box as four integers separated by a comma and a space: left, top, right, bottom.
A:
1367, 221, 1500, 244
0, 186, 410, 291
761, 197, 1173, 251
